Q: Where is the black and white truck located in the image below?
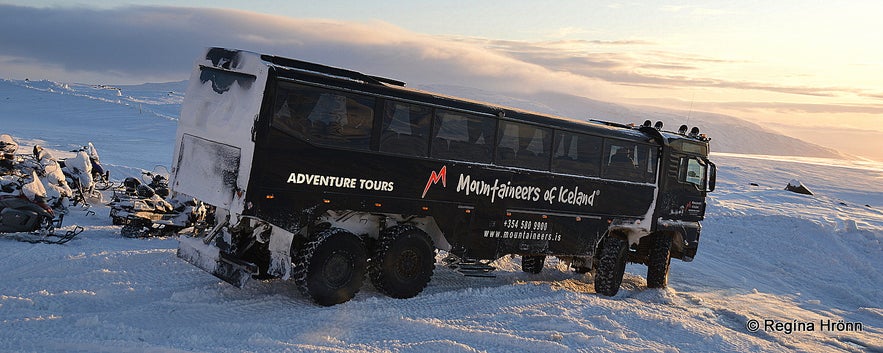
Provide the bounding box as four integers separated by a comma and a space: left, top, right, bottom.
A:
174, 48, 716, 306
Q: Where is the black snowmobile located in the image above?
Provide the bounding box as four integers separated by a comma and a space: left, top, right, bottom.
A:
109, 167, 209, 238
0, 171, 82, 244
1, 137, 81, 244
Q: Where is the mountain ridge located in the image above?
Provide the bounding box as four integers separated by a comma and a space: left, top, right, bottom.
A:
1, 78, 849, 169
418, 84, 848, 160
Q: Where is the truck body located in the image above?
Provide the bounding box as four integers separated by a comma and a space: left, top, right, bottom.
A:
174, 48, 715, 305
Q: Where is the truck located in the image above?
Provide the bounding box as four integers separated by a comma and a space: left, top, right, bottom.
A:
174, 48, 716, 306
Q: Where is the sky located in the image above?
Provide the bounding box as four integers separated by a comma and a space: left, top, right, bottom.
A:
1, 1, 881, 160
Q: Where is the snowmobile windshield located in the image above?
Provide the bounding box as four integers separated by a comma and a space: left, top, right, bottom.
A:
154, 165, 170, 180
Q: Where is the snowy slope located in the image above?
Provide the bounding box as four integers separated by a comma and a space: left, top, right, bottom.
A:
0, 79, 182, 171
0, 79, 881, 352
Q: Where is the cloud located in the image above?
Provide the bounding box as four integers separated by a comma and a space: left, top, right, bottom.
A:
0, 4, 618, 100
450, 37, 883, 99
0, 5, 210, 81
1, 4, 880, 114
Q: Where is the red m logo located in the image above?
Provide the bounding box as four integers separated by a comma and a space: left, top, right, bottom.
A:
421, 166, 447, 198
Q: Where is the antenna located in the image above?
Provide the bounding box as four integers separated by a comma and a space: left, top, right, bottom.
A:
685, 90, 696, 125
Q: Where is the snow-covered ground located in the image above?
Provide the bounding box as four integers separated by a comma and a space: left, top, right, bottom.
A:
1, 79, 881, 352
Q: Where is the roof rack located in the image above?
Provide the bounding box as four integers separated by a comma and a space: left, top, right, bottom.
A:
260, 54, 406, 87
587, 119, 635, 129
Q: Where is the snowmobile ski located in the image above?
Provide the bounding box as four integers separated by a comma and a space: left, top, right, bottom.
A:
1, 226, 83, 244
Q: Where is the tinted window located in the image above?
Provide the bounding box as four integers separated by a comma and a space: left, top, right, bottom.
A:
431, 110, 495, 163
552, 131, 602, 176
636, 144, 658, 183
272, 82, 375, 150
680, 157, 706, 188
600, 140, 658, 183
496, 121, 551, 170
380, 101, 431, 156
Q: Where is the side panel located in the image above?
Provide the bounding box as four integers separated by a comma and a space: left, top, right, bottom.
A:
247, 129, 656, 260
171, 48, 269, 215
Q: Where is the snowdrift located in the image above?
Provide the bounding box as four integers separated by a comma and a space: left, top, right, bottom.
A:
0, 148, 880, 353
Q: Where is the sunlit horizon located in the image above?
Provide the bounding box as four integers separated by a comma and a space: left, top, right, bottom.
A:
1, 1, 881, 160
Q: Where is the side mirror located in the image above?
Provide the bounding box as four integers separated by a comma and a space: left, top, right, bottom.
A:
707, 161, 716, 192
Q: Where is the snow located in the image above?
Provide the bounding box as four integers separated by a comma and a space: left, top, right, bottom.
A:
171, 49, 269, 216
1, 78, 882, 352
177, 235, 220, 274
19, 171, 48, 202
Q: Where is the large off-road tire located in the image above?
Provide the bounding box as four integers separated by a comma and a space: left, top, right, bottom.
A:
293, 228, 367, 306
521, 255, 546, 274
594, 235, 629, 296
646, 233, 672, 288
369, 225, 435, 299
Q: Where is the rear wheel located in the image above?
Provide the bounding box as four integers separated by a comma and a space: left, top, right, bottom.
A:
521, 255, 546, 274
293, 228, 367, 306
369, 225, 435, 299
646, 233, 672, 288
594, 235, 629, 296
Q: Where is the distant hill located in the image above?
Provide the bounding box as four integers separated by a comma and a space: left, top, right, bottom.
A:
0, 79, 181, 170
419, 84, 848, 159
0, 78, 848, 171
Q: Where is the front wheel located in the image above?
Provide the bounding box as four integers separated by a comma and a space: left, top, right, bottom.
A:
646, 233, 672, 288
594, 236, 629, 296
293, 228, 367, 306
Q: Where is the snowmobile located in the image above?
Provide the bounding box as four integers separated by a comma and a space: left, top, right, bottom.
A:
31, 145, 74, 212
58, 143, 108, 206
109, 168, 172, 220
109, 167, 208, 238
0, 134, 20, 176
0, 171, 82, 244
80, 142, 112, 191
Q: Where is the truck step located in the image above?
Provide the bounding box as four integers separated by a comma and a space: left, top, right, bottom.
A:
448, 259, 496, 278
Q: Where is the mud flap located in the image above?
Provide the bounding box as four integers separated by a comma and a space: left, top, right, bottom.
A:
177, 235, 257, 288
265, 223, 294, 280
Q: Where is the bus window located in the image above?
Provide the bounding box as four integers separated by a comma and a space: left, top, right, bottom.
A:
380, 101, 431, 157
603, 140, 636, 180
636, 144, 658, 183
432, 110, 495, 163
552, 131, 602, 176
272, 82, 375, 150
496, 121, 551, 170
603, 142, 656, 182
